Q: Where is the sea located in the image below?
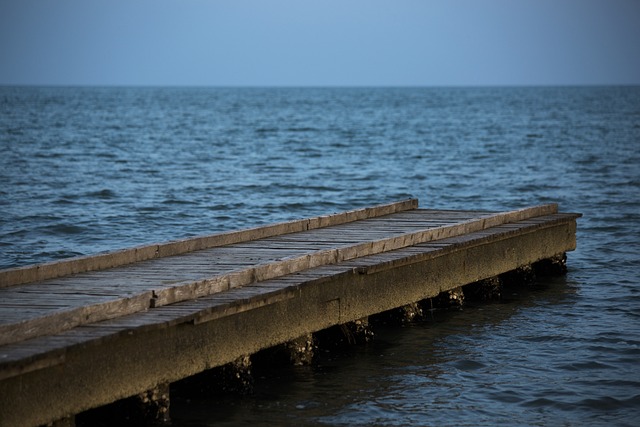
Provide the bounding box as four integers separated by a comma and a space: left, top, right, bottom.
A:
1, 86, 639, 426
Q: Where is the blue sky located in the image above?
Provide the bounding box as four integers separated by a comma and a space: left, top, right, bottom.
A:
1, 0, 638, 86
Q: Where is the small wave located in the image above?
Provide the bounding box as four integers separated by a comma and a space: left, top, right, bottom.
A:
577, 394, 640, 411
556, 360, 616, 371
53, 196, 78, 205
36, 249, 85, 260
255, 127, 279, 134
86, 189, 117, 199
451, 359, 487, 371
520, 333, 570, 343
136, 205, 164, 213
488, 389, 525, 404
96, 151, 117, 159
286, 127, 319, 132
161, 198, 198, 205
520, 397, 558, 408
297, 185, 343, 192
4, 127, 24, 136
43, 224, 90, 236
329, 142, 349, 148
207, 203, 244, 212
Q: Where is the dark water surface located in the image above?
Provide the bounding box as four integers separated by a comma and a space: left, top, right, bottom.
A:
1, 86, 639, 426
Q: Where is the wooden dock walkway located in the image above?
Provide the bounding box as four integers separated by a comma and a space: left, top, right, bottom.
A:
0, 199, 580, 427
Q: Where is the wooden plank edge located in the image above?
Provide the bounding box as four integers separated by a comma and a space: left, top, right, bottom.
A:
0, 198, 419, 288
356, 213, 581, 275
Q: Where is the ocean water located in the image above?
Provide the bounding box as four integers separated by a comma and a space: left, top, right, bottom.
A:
1, 86, 639, 426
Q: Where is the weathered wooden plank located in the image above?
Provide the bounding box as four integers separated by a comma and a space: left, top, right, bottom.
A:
356, 213, 580, 275
233, 240, 341, 249
0, 291, 154, 347
0, 199, 419, 287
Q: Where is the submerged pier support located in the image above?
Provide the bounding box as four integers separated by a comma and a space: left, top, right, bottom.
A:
75, 383, 170, 427
281, 334, 316, 366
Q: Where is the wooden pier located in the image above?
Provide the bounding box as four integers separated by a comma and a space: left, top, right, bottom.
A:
0, 199, 580, 427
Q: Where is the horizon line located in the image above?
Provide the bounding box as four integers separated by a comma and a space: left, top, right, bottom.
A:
2, 83, 639, 89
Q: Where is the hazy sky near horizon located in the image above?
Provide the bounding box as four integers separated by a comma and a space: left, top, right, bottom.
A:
1, 0, 639, 86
